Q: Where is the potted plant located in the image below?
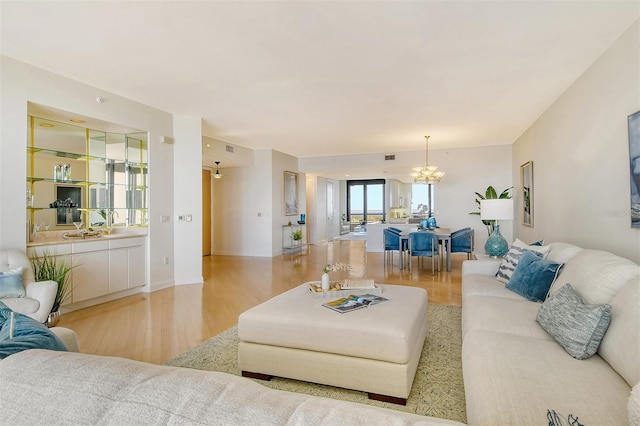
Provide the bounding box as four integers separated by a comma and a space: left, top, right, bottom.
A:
31, 251, 77, 327
292, 229, 303, 241
469, 186, 513, 235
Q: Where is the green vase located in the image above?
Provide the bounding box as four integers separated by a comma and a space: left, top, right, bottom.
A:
484, 224, 508, 257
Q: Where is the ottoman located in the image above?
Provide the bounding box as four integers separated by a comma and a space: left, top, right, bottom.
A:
238, 283, 428, 405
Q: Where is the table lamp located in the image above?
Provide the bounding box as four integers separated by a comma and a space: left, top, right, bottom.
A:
480, 199, 514, 257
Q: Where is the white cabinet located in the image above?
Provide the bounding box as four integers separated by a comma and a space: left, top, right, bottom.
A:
72, 250, 110, 302
109, 237, 147, 290
109, 249, 129, 293
128, 244, 146, 288
28, 235, 147, 307
71, 240, 110, 303
389, 180, 401, 208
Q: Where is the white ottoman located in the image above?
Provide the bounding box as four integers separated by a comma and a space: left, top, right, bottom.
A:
238, 283, 428, 405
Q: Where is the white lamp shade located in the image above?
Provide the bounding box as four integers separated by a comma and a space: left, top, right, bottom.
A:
480, 199, 514, 220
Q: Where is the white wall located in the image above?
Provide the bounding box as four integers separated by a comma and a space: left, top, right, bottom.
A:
306, 145, 513, 250
173, 116, 203, 285
430, 145, 514, 249
0, 56, 176, 292
271, 150, 305, 255
210, 149, 305, 256
513, 20, 640, 263
212, 150, 273, 256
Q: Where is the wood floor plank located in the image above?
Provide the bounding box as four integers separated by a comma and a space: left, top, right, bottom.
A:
59, 240, 464, 364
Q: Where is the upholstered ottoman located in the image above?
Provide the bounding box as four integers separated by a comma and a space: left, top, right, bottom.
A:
238, 283, 428, 405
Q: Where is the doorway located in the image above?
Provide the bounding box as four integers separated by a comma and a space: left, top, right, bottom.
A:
202, 169, 211, 256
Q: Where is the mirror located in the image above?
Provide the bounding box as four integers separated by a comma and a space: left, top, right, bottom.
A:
27, 106, 148, 232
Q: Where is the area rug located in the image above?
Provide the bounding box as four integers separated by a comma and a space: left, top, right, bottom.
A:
166, 304, 466, 423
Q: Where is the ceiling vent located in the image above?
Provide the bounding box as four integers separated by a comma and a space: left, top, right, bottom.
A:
225, 145, 234, 153
384, 154, 395, 161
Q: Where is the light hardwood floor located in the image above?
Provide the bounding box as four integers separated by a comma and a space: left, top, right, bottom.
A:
58, 240, 463, 365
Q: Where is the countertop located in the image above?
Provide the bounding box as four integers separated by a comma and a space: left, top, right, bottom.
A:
27, 228, 148, 247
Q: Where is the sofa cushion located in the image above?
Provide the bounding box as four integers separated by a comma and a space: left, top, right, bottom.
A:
630, 382, 640, 426
462, 295, 553, 340
0, 267, 25, 298
598, 277, 640, 387
549, 249, 640, 305
462, 274, 524, 301
506, 250, 563, 302
537, 284, 611, 360
462, 329, 631, 426
496, 239, 550, 283
0, 302, 67, 359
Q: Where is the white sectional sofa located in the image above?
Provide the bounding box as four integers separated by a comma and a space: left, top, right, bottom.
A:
461, 241, 640, 425
0, 349, 465, 425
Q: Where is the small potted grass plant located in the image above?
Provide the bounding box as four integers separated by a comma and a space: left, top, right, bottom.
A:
31, 251, 77, 327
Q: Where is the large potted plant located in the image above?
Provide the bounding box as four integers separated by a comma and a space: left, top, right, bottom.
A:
469, 186, 513, 235
31, 251, 77, 327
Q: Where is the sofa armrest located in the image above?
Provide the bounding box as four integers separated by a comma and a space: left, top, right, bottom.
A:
24, 280, 57, 323
462, 259, 502, 277
50, 327, 80, 352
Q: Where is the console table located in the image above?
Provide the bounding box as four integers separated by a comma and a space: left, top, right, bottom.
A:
282, 224, 306, 257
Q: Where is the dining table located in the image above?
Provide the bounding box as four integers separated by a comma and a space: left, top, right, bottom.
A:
399, 227, 452, 272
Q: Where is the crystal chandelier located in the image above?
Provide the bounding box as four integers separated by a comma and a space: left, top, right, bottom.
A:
411, 135, 445, 183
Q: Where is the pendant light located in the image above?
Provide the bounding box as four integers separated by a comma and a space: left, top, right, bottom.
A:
411, 136, 445, 183
213, 161, 223, 179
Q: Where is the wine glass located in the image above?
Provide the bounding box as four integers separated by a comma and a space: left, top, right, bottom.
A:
73, 220, 84, 234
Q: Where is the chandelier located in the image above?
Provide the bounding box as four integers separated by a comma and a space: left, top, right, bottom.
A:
411, 135, 445, 183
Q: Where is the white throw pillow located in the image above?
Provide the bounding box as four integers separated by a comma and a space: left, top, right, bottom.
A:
496, 239, 550, 283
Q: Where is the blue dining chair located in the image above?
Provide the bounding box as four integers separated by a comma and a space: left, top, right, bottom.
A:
383, 228, 407, 268
408, 232, 440, 275
450, 227, 474, 259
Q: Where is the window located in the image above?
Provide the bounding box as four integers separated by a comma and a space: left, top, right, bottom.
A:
411, 183, 435, 217
347, 179, 385, 223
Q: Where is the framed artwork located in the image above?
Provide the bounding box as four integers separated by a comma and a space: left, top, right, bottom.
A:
55, 185, 82, 225
629, 110, 640, 228
520, 161, 533, 227
284, 171, 298, 216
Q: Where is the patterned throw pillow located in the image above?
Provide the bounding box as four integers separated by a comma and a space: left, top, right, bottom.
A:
496, 239, 550, 283
536, 284, 611, 360
0, 267, 25, 298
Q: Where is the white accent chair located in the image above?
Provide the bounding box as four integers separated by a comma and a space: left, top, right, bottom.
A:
0, 249, 57, 323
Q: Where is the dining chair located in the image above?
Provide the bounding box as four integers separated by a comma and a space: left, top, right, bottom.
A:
383, 228, 407, 268
450, 227, 475, 259
408, 232, 440, 275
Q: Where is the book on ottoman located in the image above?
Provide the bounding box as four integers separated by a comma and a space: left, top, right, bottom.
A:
322, 294, 389, 314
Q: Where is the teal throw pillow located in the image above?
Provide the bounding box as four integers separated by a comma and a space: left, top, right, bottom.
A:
506, 250, 563, 302
0, 267, 25, 298
536, 284, 611, 360
0, 302, 67, 359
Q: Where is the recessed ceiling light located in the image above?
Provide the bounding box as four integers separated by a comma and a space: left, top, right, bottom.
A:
70, 119, 86, 123
206, 143, 210, 148
39, 123, 54, 127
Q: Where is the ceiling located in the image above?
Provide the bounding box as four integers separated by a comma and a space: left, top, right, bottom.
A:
2, 1, 638, 178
